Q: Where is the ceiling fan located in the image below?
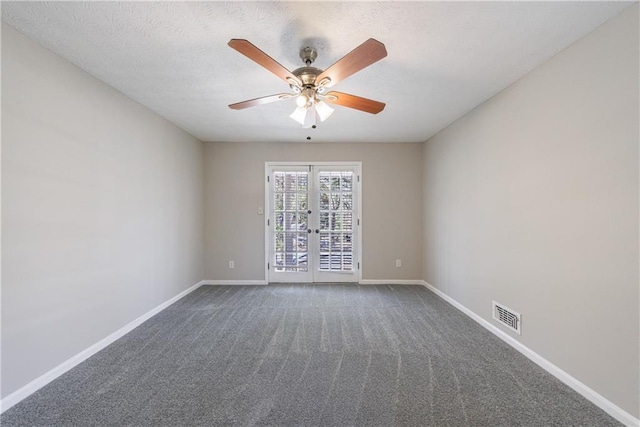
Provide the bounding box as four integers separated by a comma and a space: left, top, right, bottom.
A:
228, 38, 387, 128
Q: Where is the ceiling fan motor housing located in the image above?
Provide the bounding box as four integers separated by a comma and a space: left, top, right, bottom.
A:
292, 66, 322, 87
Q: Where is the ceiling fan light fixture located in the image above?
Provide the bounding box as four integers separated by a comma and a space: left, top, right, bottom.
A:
315, 100, 334, 122
290, 106, 307, 125
303, 104, 317, 128
295, 93, 308, 108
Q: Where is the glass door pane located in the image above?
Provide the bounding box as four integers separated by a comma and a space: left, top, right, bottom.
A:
313, 167, 358, 283
269, 168, 313, 282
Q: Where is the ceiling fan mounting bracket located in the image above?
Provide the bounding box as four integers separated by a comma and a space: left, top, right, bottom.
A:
299, 46, 317, 66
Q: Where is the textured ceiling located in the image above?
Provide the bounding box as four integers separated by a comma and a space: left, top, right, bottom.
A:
1, 1, 633, 143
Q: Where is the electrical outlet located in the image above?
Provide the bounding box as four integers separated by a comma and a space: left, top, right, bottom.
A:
395, 259, 402, 268
228, 260, 235, 269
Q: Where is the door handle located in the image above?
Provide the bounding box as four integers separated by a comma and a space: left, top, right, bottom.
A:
315, 229, 320, 234
307, 229, 312, 234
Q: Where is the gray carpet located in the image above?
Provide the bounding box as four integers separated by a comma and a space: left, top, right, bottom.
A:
2, 284, 621, 426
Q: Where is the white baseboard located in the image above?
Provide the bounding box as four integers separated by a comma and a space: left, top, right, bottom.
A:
421, 281, 639, 427
204, 280, 420, 286
0, 280, 205, 414
202, 280, 268, 285
359, 279, 425, 285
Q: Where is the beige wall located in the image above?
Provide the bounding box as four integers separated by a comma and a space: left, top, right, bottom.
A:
422, 5, 639, 418
1, 25, 204, 398
204, 142, 423, 281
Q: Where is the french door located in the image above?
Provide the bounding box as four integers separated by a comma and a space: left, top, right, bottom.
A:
266, 163, 361, 283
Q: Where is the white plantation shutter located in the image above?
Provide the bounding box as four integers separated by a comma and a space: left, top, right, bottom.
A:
273, 171, 309, 272
318, 171, 354, 271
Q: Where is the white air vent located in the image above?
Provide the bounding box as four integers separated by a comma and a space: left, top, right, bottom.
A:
492, 301, 521, 335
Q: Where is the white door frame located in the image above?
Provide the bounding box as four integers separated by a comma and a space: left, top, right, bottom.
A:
264, 161, 362, 283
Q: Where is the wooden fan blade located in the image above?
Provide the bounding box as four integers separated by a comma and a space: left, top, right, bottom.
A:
316, 39, 387, 88
228, 39, 302, 87
324, 91, 385, 114
229, 93, 293, 110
